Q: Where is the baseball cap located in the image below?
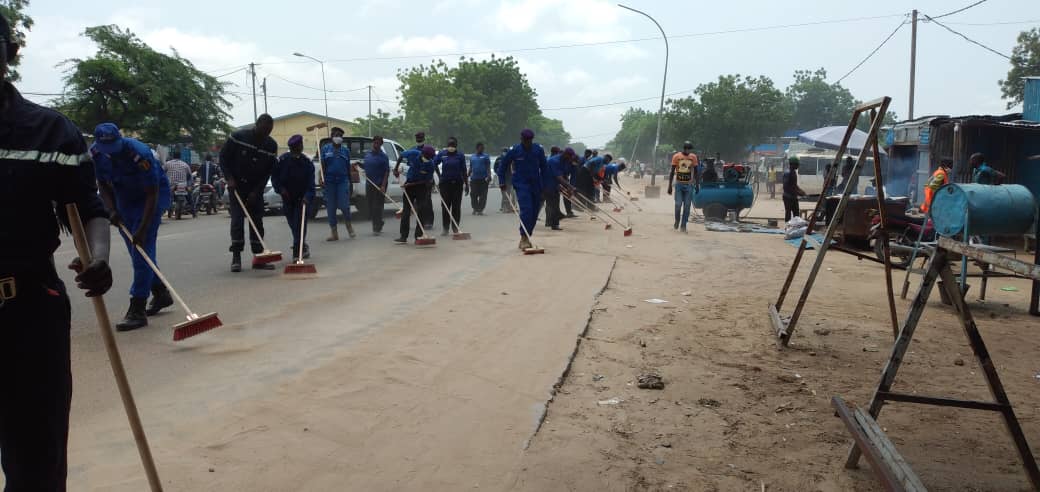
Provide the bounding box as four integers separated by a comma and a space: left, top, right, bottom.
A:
520, 129, 534, 140
92, 123, 124, 155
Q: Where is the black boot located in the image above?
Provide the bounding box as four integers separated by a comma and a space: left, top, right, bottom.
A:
116, 297, 148, 332
146, 283, 174, 316
231, 251, 242, 272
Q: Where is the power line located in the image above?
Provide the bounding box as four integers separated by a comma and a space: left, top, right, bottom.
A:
260, 71, 369, 93
225, 90, 394, 103
213, 66, 248, 79
542, 88, 697, 111
946, 18, 1040, 26
922, 13, 1012, 60
835, 15, 909, 84
253, 13, 907, 67
930, 0, 989, 20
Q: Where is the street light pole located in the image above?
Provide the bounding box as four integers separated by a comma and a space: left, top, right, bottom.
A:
293, 52, 331, 138
619, 4, 668, 191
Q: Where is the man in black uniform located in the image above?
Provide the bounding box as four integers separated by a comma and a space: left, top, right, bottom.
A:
0, 12, 114, 489
219, 114, 278, 272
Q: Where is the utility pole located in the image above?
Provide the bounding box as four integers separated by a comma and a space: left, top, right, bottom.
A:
249, 62, 258, 121
261, 77, 268, 114
909, 9, 918, 120
368, 85, 373, 137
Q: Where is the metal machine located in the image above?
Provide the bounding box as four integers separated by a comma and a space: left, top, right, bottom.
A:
693, 162, 755, 220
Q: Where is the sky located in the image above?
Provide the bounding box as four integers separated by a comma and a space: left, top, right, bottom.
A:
14, 0, 1040, 148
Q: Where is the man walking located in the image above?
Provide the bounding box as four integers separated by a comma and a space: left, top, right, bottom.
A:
495, 146, 515, 213
782, 157, 807, 221
362, 136, 390, 235
1, 15, 114, 486
92, 123, 174, 330
499, 129, 548, 249
395, 145, 438, 244
220, 113, 279, 272
668, 141, 699, 233
469, 142, 492, 215
766, 163, 777, 199
272, 135, 315, 260
321, 126, 356, 241
434, 136, 468, 236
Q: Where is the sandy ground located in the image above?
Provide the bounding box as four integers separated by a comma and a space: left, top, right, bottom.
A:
516, 177, 1040, 491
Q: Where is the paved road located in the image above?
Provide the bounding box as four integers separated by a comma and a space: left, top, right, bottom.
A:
58, 187, 524, 441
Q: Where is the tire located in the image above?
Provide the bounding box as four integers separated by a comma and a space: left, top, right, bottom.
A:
872, 232, 913, 270
175, 200, 183, 220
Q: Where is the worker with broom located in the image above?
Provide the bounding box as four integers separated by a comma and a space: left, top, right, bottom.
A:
273, 134, 315, 260
320, 126, 357, 241
543, 147, 578, 231
499, 129, 548, 249
91, 123, 174, 331
362, 136, 391, 235
434, 136, 469, 236
395, 145, 438, 244
495, 146, 515, 213
469, 142, 492, 215
220, 113, 279, 272
0, 11, 114, 485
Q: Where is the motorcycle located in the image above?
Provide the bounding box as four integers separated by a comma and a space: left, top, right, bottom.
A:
195, 183, 217, 215
869, 210, 936, 269
171, 184, 191, 220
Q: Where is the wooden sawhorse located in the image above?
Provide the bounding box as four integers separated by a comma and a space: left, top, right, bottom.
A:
836, 236, 1040, 490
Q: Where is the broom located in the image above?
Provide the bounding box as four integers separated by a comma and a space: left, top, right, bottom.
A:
434, 187, 471, 240
116, 224, 223, 341
400, 184, 436, 246
66, 204, 163, 492
284, 200, 317, 275
575, 192, 633, 236
509, 196, 544, 255
615, 182, 639, 201
363, 175, 405, 219
232, 190, 282, 264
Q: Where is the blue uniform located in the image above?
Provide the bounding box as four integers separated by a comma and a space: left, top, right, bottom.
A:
500, 142, 548, 236
273, 152, 315, 254
402, 149, 436, 183
362, 149, 390, 186
92, 137, 170, 299
604, 163, 620, 181
362, 149, 391, 232
469, 152, 492, 180
435, 150, 467, 183
321, 143, 352, 227
544, 154, 568, 189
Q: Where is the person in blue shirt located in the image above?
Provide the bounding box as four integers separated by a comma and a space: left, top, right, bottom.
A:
582, 153, 612, 205
602, 160, 627, 199
469, 142, 492, 215
544, 148, 578, 231
494, 146, 515, 213
498, 129, 548, 249
273, 135, 315, 260
320, 126, 356, 241
92, 123, 173, 331
395, 145, 438, 243
362, 136, 391, 235
971, 152, 1005, 185
434, 136, 469, 236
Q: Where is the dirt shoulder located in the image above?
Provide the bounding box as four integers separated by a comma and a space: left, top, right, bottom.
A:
515, 179, 1040, 492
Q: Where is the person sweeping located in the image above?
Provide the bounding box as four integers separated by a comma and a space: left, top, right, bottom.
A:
395, 145, 438, 244
0, 13, 114, 486
91, 123, 174, 331
220, 113, 279, 272
434, 136, 469, 236
498, 129, 548, 250
362, 136, 391, 235
273, 135, 315, 260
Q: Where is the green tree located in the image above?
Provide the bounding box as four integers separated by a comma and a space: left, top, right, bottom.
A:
663, 74, 790, 160
0, 0, 33, 82
785, 68, 857, 130
352, 109, 410, 143
606, 108, 657, 163
397, 55, 566, 149
999, 28, 1040, 109
529, 114, 571, 147
57, 25, 232, 146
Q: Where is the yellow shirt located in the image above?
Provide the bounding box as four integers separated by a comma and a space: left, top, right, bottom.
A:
671, 152, 698, 184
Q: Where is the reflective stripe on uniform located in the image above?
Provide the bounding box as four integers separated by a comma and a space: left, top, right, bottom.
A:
0, 148, 90, 166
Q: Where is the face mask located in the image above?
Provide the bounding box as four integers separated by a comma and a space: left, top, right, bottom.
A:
446, 146, 457, 153
332, 136, 343, 145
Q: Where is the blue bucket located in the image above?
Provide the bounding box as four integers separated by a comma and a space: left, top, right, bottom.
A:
930, 183, 1037, 237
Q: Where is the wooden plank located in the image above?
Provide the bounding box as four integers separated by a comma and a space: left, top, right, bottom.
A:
877, 391, 1007, 412
852, 408, 928, 492
856, 97, 891, 111
833, 396, 907, 491
938, 237, 1040, 280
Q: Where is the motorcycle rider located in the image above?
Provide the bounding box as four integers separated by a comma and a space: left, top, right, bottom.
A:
163, 156, 194, 218
195, 153, 222, 213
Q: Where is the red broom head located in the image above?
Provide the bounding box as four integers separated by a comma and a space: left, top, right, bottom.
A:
254, 251, 283, 264
613, 207, 622, 213
284, 263, 317, 275
523, 247, 545, 255
172, 313, 222, 341
395, 210, 403, 218
605, 224, 612, 230
452, 232, 472, 240
624, 228, 633, 236
415, 237, 437, 246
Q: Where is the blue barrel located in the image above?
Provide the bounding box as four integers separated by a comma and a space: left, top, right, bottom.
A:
693, 182, 755, 210
930, 183, 1037, 237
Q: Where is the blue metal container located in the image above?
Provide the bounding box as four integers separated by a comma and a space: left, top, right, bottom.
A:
693, 182, 755, 214
1025, 77, 1040, 123
930, 183, 1037, 237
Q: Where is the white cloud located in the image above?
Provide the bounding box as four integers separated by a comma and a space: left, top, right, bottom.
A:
143, 28, 260, 71
563, 68, 592, 85
378, 35, 460, 56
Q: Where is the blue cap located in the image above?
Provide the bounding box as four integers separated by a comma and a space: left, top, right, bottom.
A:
421, 145, 436, 159
520, 129, 534, 140
93, 122, 123, 155
288, 134, 303, 147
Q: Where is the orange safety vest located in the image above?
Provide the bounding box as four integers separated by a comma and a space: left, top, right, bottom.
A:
921, 167, 948, 213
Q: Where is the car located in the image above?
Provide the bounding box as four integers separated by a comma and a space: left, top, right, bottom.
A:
262, 178, 282, 215
262, 158, 327, 220
317, 136, 408, 218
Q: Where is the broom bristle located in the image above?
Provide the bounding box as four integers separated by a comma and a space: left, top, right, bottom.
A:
452, 233, 471, 240
284, 263, 317, 275
523, 247, 545, 255
605, 224, 612, 229
416, 238, 436, 246
254, 251, 283, 264
624, 229, 633, 236
172, 313, 222, 341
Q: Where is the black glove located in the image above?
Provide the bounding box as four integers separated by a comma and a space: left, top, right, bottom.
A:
68, 258, 113, 297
